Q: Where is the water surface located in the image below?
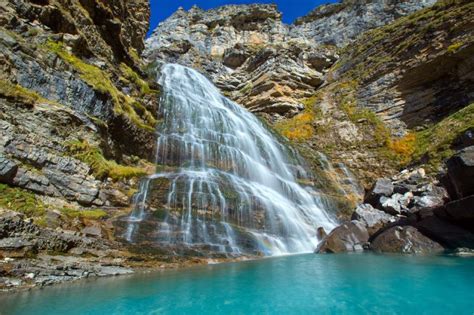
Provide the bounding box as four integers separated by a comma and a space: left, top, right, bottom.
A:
2, 254, 474, 315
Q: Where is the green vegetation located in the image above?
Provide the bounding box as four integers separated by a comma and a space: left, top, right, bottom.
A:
0, 79, 59, 107
119, 63, 159, 96
447, 41, 464, 53
60, 207, 107, 220
275, 112, 316, 141
240, 82, 253, 95
335, 0, 473, 83
274, 94, 325, 142
67, 139, 147, 181
0, 184, 46, 217
128, 48, 142, 65
412, 102, 474, 169
45, 40, 156, 132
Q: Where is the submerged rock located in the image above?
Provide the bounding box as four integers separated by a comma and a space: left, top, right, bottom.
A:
316, 221, 369, 253
371, 226, 444, 255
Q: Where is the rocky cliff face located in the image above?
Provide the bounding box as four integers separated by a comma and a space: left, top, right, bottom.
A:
145, 0, 473, 189
0, 0, 159, 209
145, 1, 436, 118
0, 0, 164, 290
292, 0, 436, 46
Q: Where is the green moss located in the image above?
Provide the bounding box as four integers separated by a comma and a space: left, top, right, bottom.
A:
60, 207, 107, 220
240, 82, 253, 95
0, 184, 46, 217
412, 102, 474, 170
128, 48, 142, 65
45, 40, 156, 132
119, 63, 159, 96
0, 79, 61, 107
66, 139, 147, 181
336, 0, 474, 83
447, 41, 464, 53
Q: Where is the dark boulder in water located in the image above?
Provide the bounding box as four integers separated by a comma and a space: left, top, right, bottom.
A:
316, 221, 369, 253
371, 226, 444, 254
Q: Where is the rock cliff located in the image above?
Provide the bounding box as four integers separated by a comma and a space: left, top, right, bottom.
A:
0, 0, 164, 291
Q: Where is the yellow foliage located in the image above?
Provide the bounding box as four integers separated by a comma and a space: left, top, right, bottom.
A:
388, 133, 416, 163
275, 112, 315, 141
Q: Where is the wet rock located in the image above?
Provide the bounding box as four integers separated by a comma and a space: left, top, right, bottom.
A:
316, 221, 369, 253
316, 227, 327, 240
351, 203, 395, 235
450, 248, 474, 257
446, 146, 474, 199
97, 266, 133, 276
365, 178, 394, 207
371, 226, 444, 254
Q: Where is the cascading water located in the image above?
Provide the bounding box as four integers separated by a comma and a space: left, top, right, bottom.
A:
125, 64, 336, 256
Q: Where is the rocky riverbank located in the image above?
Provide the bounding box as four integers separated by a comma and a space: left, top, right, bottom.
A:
317, 145, 474, 255
0, 208, 244, 292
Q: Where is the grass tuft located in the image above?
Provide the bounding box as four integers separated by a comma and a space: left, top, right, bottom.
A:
66, 139, 147, 181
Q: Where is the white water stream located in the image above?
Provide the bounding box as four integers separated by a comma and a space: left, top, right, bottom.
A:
126, 64, 336, 255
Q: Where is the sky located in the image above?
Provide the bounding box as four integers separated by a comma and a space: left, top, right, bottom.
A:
148, 0, 338, 36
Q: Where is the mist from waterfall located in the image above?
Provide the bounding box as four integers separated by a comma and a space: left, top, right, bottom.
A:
125, 64, 337, 256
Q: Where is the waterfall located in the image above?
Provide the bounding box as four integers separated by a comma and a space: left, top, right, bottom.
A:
125, 64, 336, 256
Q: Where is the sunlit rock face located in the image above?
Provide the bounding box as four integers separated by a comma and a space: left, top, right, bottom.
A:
124, 64, 337, 256
144, 1, 437, 118
292, 0, 437, 46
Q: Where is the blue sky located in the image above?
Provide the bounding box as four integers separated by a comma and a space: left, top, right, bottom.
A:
148, 0, 338, 36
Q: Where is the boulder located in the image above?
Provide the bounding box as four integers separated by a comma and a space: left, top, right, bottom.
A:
316, 221, 369, 253
446, 146, 474, 199
365, 178, 394, 207
351, 203, 395, 235
379, 194, 403, 215
416, 216, 474, 249
371, 226, 444, 254
444, 195, 474, 221
413, 195, 445, 210
316, 227, 327, 240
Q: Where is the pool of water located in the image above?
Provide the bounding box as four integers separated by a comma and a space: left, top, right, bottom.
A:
1, 254, 474, 314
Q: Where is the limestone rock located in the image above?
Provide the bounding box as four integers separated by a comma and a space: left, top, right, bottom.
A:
316, 221, 369, 253
293, 0, 436, 46
351, 204, 395, 235
371, 226, 444, 254
365, 178, 394, 207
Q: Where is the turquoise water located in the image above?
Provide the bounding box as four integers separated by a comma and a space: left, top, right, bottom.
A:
1, 254, 474, 315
